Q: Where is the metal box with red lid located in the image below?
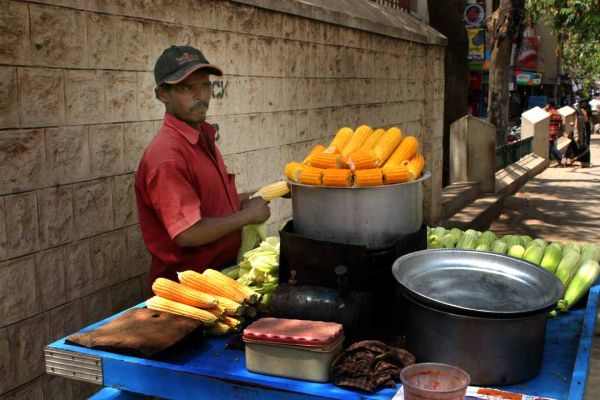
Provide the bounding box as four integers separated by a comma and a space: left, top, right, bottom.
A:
242, 318, 344, 382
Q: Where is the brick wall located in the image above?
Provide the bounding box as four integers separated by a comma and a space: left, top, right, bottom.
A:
0, 0, 444, 398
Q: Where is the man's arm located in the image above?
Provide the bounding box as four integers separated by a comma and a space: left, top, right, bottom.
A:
174, 197, 270, 247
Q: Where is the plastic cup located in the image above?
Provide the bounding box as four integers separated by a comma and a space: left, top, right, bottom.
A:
400, 363, 470, 400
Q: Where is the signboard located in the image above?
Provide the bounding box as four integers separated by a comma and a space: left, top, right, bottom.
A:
516, 36, 540, 71
464, 3, 486, 28
515, 71, 542, 86
467, 28, 485, 60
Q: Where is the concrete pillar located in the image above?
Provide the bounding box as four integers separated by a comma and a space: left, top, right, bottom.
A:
558, 106, 576, 133
449, 115, 496, 192
521, 107, 550, 159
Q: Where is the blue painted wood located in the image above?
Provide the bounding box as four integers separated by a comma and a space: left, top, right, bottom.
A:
48, 290, 599, 400
88, 387, 145, 400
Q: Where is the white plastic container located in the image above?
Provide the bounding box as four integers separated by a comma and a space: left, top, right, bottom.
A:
243, 318, 344, 382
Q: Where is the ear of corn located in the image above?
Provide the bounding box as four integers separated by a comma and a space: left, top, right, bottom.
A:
385, 136, 419, 168
555, 249, 582, 286
347, 150, 378, 171
223, 316, 244, 332
354, 168, 384, 187
284, 162, 303, 182
341, 125, 373, 158
325, 127, 354, 154
152, 278, 218, 308
146, 296, 217, 325
558, 259, 600, 312
214, 295, 245, 316
206, 322, 232, 336
203, 269, 260, 304
323, 169, 353, 187
178, 270, 247, 304
299, 167, 324, 185
373, 128, 403, 166
309, 153, 344, 169
382, 165, 411, 184
407, 153, 425, 179
302, 145, 326, 164
256, 181, 290, 201
206, 306, 226, 319
359, 128, 385, 151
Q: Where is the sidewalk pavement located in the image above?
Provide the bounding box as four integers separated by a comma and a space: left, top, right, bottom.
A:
488, 133, 600, 399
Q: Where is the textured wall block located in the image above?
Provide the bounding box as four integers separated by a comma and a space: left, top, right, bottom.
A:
150, 22, 194, 68
111, 277, 142, 314
89, 124, 126, 178
105, 71, 137, 123
282, 40, 303, 78
135, 0, 183, 24
0, 129, 46, 196
0, 0, 30, 65
8, 313, 49, 389
64, 240, 93, 300
0, 199, 5, 262
123, 121, 155, 173
0, 327, 11, 393
86, 12, 118, 69
49, 299, 83, 343
42, 374, 74, 400
188, 0, 219, 30
30, 4, 87, 68
35, 246, 67, 310
18, 68, 65, 127
73, 179, 114, 239
245, 149, 269, 191
5, 193, 39, 259
113, 174, 137, 228
38, 186, 74, 248
276, 112, 298, 146
0, 256, 38, 327
90, 230, 127, 289
194, 29, 228, 75
1, 376, 45, 400
46, 125, 90, 185
65, 69, 105, 125
0, 67, 18, 129
222, 153, 248, 193
126, 225, 150, 279
117, 18, 152, 70
224, 34, 250, 76
82, 287, 112, 327
136, 72, 164, 121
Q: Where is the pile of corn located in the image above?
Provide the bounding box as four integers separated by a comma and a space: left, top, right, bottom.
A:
427, 227, 600, 314
146, 268, 262, 336
284, 125, 425, 187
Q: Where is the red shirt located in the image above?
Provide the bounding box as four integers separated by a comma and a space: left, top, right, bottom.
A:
135, 113, 241, 284
549, 109, 562, 141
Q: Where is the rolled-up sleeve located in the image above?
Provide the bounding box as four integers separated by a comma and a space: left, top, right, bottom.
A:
146, 161, 202, 239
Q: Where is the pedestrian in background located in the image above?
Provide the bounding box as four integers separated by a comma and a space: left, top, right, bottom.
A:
544, 101, 565, 167
577, 101, 593, 168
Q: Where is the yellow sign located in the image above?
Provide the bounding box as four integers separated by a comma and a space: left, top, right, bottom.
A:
467, 28, 485, 60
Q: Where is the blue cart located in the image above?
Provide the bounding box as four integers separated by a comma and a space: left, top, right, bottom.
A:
45, 286, 599, 400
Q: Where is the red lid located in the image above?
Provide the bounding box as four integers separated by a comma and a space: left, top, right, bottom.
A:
243, 318, 344, 347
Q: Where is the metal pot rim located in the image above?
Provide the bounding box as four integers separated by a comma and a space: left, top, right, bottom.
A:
289, 171, 431, 190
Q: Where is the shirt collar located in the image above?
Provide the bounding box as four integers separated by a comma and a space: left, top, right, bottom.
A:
164, 112, 204, 145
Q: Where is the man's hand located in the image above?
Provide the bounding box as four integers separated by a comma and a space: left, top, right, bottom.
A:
241, 197, 271, 224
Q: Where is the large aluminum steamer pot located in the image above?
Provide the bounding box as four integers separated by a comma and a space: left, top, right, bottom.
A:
290, 172, 430, 248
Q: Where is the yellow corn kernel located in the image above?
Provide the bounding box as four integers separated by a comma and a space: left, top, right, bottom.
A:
323, 169, 353, 187
146, 296, 217, 325
299, 167, 324, 186
373, 128, 403, 166
206, 322, 232, 336
178, 270, 247, 304
383, 165, 411, 184
407, 153, 425, 179
347, 150, 378, 171
354, 168, 384, 187
303, 145, 326, 165
214, 295, 245, 316
152, 278, 218, 309
324, 127, 354, 154
206, 306, 226, 319
223, 316, 244, 332
341, 125, 373, 158
309, 153, 344, 169
359, 128, 385, 151
256, 181, 290, 201
203, 269, 260, 304
385, 136, 419, 168
284, 162, 303, 183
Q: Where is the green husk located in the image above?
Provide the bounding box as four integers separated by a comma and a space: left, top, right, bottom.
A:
523, 245, 544, 265
508, 244, 526, 259
491, 240, 508, 255
558, 259, 600, 312
540, 246, 563, 273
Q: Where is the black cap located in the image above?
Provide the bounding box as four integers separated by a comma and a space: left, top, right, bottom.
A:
154, 45, 223, 86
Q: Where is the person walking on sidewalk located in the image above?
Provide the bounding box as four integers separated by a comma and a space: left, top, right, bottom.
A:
577, 101, 593, 168
545, 101, 565, 167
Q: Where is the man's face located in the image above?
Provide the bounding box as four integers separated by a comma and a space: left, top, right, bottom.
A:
157, 70, 212, 125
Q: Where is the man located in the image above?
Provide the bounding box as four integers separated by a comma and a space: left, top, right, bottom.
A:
135, 45, 271, 284
544, 101, 565, 167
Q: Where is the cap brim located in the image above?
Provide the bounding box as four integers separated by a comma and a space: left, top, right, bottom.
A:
162, 62, 223, 85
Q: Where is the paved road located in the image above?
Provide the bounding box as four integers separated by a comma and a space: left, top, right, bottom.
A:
489, 133, 600, 399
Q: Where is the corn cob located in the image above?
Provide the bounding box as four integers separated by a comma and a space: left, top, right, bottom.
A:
309, 153, 344, 169
223, 316, 244, 332
359, 128, 385, 151
347, 150, 378, 171
214, 295, 245, 316
341, 125, 373, 158
407, 153, 425, 179
383, 165, 411, 184
146, 296, 217, 325
255, 181, 290, 201
373, 128, 403, 166
385, 136, 419, 168
206, 305, 226, 319
206, 322, 232, 336
302, 145, 326, 164
323, 168, 353, 187
324, 127, 354, 154
354, 168, 384, 187
178, 270, 246, 304
555, 249, 582, 286
558, 259, 600, 312
203, 269, 260, 304
152, 278, 218, 308
299, 167, 324, 186
284, 162, 303, 182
